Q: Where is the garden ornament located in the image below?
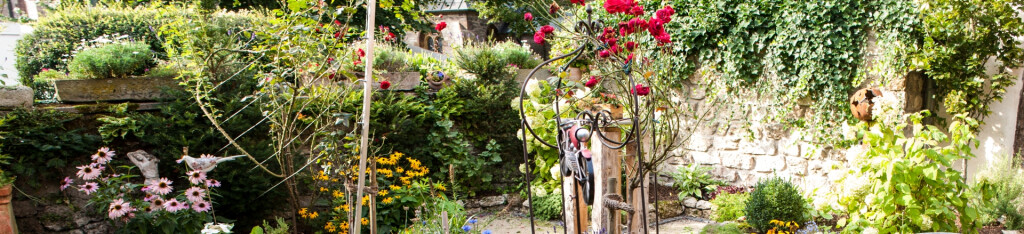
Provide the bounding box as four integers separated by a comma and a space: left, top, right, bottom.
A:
127, 150, 160, 186
558, 119, 596, 205
177, 154, 245, 172
850, 88, 882, 122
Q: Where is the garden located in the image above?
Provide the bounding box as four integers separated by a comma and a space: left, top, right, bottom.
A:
0, 0, 1023, 233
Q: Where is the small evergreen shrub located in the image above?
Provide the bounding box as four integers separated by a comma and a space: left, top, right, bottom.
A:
711, 192, 749, 222
699, 222, 744, 234
67, 41, 156, 79
975, 155, 1024, 229
744, 177, 807, 232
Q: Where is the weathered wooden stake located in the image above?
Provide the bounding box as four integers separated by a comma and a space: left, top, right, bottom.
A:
590, 104, 624, 234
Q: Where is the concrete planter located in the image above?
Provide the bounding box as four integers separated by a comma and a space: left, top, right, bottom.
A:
379, 72, 422, 91
0, 86, 33, 108
54, 77, 181, 103
515, 69, 552, 85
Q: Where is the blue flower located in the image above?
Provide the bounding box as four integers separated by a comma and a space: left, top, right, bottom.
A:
468, 219, 477, 224
462, 225, 471, 232
483, 230, 492, 234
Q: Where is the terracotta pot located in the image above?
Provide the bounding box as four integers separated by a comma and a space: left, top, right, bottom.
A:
427, 76, 450, 92
0, 184, 15, 234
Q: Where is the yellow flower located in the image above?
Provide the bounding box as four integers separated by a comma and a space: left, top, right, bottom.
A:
435, 184, 446, 191
361, 217, 369, 225
334, 205, 344, 211
342, 204, 351, 212
382, 197, 394, 204
362, 195, 369, 205
309, 211, 319, 219
298, 208, 308, 217
325, 222, 337, 232
395, 167, 404, 173
378, 189, 389, 196
320, 187, 329, 192
333, 190, 345, 198
389, 185, 401, 190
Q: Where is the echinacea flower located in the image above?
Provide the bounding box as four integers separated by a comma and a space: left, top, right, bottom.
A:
91, 153, 111, 165
435, 22, 447, 31
164, 199, 185, 212
150, 198, 165, 211
188, 170, 207, 185
206, 179, 221, 188
79, 182, 99, 195
152, 177, 173, 195
77, 165, 101, 180
380, 81, 391, 90
108, 199, 131, 219
192, 200, 212, 213
533, 31, 546, 44
524, 12, 534, 21
540, 25, 555, 34
585, 76, 599, 87
97, 147, 115, 158
632, 84, 651, 96
186, 187, 206, 203
60, 177, 73, 191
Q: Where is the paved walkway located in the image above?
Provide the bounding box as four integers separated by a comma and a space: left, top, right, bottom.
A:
0, 22, 31, 86
474, 212, 709, 234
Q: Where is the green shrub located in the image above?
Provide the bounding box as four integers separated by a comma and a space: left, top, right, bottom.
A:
374, 43, 411, 72
744, 177, 806, 232
974, 155, 1024, 229
453, 41, 540, 84
30, 69, 65, 101
67, 41, 156, 79
699, 222, 745, 234
0, 109, 101, 185
15, 5, 172, 85
533, 191, 563, 220
672, 164, 726, 199
492, 41, 541, 68
711, 192, 749, 222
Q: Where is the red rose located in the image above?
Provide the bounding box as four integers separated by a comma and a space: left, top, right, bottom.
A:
629, 5, 644, 16
386, 32, 396, 41
632, 84, 650, 96
533, 31, 546, 44
380, 81, 391, 90
327, 57, 334, 63
656, 6, 675, 23
541, 25, 555, 34
525, 12, 534, 21
604, 0, 636, 14
625, 41, 637, 51
435, 22, 447, 31
334, 31, 342, 39
585, 76, 599, 87
328, 73, 336, 80
598, 50, 611, 58
358, 48, 366, 57
334, 20, 342, 26
570, 0, 586, 6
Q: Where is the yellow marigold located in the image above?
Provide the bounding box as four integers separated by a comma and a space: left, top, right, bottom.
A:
361, 217, 369, 225
382, 197, 394, 204
378, 189, 389, 196
333, 190, 344, 199
309, 211, 319, 219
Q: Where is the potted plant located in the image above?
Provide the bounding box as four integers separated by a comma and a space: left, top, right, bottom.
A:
425, 71, 450, 92
49, 35, 181, 103
0, 153, 16, 234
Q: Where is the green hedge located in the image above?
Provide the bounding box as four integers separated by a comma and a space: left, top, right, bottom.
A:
14, 6, 169, 85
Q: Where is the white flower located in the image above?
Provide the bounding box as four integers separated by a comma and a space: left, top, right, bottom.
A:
841, 122, 857, 141
863, 227, 879, 234
201, 222, 234, 234
525, 80, 542, 97
531, 185, 548, 197
549, 165, 561, 180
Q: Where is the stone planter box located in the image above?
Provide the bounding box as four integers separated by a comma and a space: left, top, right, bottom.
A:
303, 72, 421, 91
516, 69, 553, 85
54, 77, 181, 103
0, 86, 33, 109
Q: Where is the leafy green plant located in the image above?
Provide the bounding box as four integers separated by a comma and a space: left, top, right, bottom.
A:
250, 218, 288, 234
699, 222, 745, 234
833, 111, 986, 232
672, 164, 726, 199
711, 192, 749, 222
374, 42, 411, 72
532, 190, 563, 221
744, 177, 806, 232
0, 109, 101, 185
67, 41, 157, 79
973, 154, 1024, 229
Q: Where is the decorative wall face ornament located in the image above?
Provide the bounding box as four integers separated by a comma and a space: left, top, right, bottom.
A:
850, 88, 882, 122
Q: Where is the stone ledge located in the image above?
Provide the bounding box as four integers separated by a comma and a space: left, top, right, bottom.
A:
0, 86, 32, 109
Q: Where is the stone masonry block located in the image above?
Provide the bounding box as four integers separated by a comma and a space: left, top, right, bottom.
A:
720, 153, 754, 170
691, 151, 720, 165
753, 156, 786, 172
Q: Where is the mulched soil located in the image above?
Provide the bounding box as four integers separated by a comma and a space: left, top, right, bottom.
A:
980, 225, 1004, 234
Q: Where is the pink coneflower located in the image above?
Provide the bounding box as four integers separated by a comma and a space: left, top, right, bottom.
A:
185, 187, 206, 203
164, 199, 185, 212
149, 198, 165, 212
76, 165, 101, 180
187, 170, 206, 185
151, 177, 173, 195
108, 198, 131, 219
97, 147, 115, 158
143, 193, 155, 202
206, 179, 221, 188
192, 200, 212, 213
79, 182, 99, 195
60, 177, 73, 191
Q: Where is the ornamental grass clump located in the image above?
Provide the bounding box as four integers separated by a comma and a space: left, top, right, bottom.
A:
67, 40, 157, 79
744, 177, 806, 232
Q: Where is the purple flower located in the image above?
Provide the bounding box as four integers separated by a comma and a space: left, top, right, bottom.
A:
461, 225, 471, 232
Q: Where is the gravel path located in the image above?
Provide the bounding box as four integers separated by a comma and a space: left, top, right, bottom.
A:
471, 212, 709, 234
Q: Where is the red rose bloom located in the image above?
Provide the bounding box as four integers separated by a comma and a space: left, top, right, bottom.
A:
656, 6, 675, 23
386, 32, 396, 41
632, 84, 650, 96
603, 0, 635, 14
629, 5, 644, 16
435, 22, 447, 31
570, 0, 586, 6
541, 25, 555, 34
550, 2, 560, 13
585, 76, 599, 87
334, 20, 342, 26
326, 57, 334, 63
328, 73, 336, 80
380, 81, 391, 90
598, 50, 611, 58
625, 41, 637, 51
334, 31, 342, 39
358, 48, 366, 57
524, 12, 534, 21
533, 31, 546, 44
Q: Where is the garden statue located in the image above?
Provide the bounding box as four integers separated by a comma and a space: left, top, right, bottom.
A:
127, 150, 160, 186
850, 88, 882, 122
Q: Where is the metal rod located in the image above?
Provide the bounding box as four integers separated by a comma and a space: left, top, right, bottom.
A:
352, 1, 378, 232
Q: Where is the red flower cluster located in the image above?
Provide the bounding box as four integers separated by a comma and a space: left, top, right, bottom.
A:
435, 22, 447, 31
524, 12, 534, 21
585, 76, 599, 87
534, 25, 556, 44
570, 0, 586, 6
648, 6, 674, 44
604, 0, 643, 15
632, 84, 650, 96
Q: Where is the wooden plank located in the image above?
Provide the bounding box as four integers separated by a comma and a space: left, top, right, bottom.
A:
625, 141, 649, 234
563, 175, 591, 233
591, 125, 622, 234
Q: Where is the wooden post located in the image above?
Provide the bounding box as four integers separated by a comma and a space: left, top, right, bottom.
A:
625, 142, 649, 234
353, 0, 378, 230
563, 177, 591, 233
369, 163, 378, 234
591, 104, 623, 234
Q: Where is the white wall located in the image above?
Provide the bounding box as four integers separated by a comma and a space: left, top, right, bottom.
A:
965, 66, 1023, 182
